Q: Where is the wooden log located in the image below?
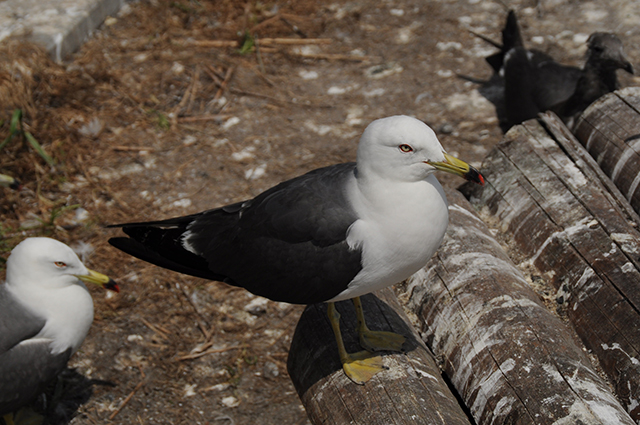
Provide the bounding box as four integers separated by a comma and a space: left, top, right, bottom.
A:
540, 111, 640, 226
573, 87, 640, 216
287, 288, 472, 425
397, 188, 634, 425
461, 118, 640, 422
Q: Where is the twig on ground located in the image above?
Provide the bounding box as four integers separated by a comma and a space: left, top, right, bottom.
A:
186, 65, 200, 115
255, 36, 266, 74
169, 157, 196, 178
205, 65, 226, 83
76, 159, 132, 213
291, 52, 375, 61
172, 66, 200, 118
178, 282, 212, 339
137, 364, 146, 379
175, 344, 250, 362
257, 38, 332, 45
140, 317, 171, 340
111, 145, 156, 152
186, 38, 331, 48
214, 66, 235, 101
108, 378, 146, 420
177, 114, 231, 123
279, 15, 308, 38
249, 15, 281, 33
189, 40, 237, 47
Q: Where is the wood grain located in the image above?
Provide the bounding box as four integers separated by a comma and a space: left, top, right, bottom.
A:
461, 118, 640, 422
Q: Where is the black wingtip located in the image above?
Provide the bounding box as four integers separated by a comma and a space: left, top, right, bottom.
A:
108, 236, 144, 257
108, 236, 220, 282
502, 10, 524, 52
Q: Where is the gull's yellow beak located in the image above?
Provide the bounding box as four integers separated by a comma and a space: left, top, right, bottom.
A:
428, 153, 485, 185
76, 268, 120, 292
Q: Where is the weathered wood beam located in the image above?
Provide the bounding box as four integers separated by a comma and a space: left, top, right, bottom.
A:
287, 288, 472, 425
397, 188, 634, 425
540, 111, 640, 226
573, 87, 640, 216
461, 118, 640, 422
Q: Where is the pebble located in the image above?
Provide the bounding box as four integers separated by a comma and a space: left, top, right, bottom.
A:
364, 62, 403, 79
299, 70, 319, 80
244, 297, 269, 315
263, 361, 279, 378
221, 396, 240, 408
245, 164, 267, 180
171, 62, 185, 75
436, 41, 462, 51
78, 117, 104, 137
231, 146, 256, 161
184, 384, 197, 397
223, 117, 240, 129
328, 86, 348, 95
171, 198, 192, 209
183, 135, 197, 146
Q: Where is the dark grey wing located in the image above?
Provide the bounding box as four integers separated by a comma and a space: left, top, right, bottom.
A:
0, 341, 70, 415
109, 163, 363, 305
191, 162, 362, 304
0, 285, 45, 355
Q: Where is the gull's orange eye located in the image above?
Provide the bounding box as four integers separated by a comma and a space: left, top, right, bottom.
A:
54, 261, 67, 268
399, 144, 413, 153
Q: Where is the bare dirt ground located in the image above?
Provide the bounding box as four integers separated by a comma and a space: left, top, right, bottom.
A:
1, 0, 639, 424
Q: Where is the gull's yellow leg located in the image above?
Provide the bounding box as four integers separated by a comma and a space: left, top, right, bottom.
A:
327, 302, 384, 384
5, 408, 43, 425
3, 413, 15, 425
353, 297, 405, 352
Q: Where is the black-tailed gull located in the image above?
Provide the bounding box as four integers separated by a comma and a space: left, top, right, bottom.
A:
108, 115, 484, 384
0, 237, 119, 423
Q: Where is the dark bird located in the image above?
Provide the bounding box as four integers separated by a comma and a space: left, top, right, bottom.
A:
108, 115, 484, 384
1, 238, 119, 425
472, 11, 634, 131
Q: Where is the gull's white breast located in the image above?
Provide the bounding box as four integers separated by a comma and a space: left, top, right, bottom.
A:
332, 174, 449, 301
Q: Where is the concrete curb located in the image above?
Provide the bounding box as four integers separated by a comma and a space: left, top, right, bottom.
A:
0, 0, 125, 61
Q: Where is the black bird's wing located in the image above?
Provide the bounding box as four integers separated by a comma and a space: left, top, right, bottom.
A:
502, 46, 580, 129
532, 60, 582, 111
109, 163, 363, 305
